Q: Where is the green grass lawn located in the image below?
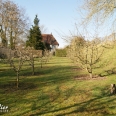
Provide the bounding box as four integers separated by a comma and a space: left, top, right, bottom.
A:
0, 56, 116, 116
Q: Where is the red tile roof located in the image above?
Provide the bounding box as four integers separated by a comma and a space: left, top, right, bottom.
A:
42, 34, 59, 46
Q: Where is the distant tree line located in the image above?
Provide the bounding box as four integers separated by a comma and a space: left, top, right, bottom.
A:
55, 48, 67, 57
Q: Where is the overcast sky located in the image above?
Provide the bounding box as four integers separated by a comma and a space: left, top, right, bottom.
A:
12, 0, 84, 48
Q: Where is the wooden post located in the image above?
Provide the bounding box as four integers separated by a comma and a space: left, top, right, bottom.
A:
110, 84, 116, 95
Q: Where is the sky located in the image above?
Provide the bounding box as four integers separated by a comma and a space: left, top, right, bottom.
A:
12, 0, 84, 48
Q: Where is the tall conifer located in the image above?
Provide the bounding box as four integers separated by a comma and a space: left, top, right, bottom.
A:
26, 15, 45, 50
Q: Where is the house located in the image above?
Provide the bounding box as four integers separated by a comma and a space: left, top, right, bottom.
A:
42, 33, 59, 51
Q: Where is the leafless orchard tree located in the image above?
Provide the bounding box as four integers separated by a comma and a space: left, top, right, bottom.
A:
68, 36, 104, 78
20, 47, 42, 75
9, 49, 25, 88
28, 49, 42, 75
43, 50, 52, 63
38, 50, 52, 68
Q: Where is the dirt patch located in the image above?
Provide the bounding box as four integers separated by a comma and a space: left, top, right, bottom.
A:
74, 75, 106, 80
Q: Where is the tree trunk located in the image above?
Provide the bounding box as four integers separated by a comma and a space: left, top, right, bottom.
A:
41, 57, 42, 68
32, 65, 34, 75
89, 72, 92, 78
110, 84, 116, 95
86, 67, 93, 78
10, 30, 13, 49
16, 71, 19, 88
32, 60, 35, 75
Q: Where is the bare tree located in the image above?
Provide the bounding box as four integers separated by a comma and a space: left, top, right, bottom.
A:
23, 47, 43, 75
44, 50, 52, 63
40, 24, 48, 34
39, 50, 52, 68
28, 50, 35, 75
9, 49, 24, 88
84, 0, 116, 24
0, 0, 29, 49
68, 36, 104, 78
0, 0, 8, 47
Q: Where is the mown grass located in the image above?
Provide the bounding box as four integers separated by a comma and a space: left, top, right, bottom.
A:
0, 55, 116, 116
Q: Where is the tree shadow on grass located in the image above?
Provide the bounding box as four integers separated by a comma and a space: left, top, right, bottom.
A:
24, 84, 115, 116
0, 69, 16, 77
21, 71, 43, 76
22, 65, 74, 83
0, 81, 38, 93
30, 95, 116, 116
0, 64, 75, 94
99, 67, 116, 77
22, 85, 77, 116
0, 68, 9, 72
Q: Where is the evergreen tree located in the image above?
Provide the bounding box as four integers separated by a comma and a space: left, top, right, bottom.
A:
26, 15, 45, 50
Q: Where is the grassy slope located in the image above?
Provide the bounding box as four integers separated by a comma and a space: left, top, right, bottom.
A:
0, 54, 116, 116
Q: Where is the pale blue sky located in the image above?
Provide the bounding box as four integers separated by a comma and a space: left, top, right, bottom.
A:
12, 0, 84, 48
